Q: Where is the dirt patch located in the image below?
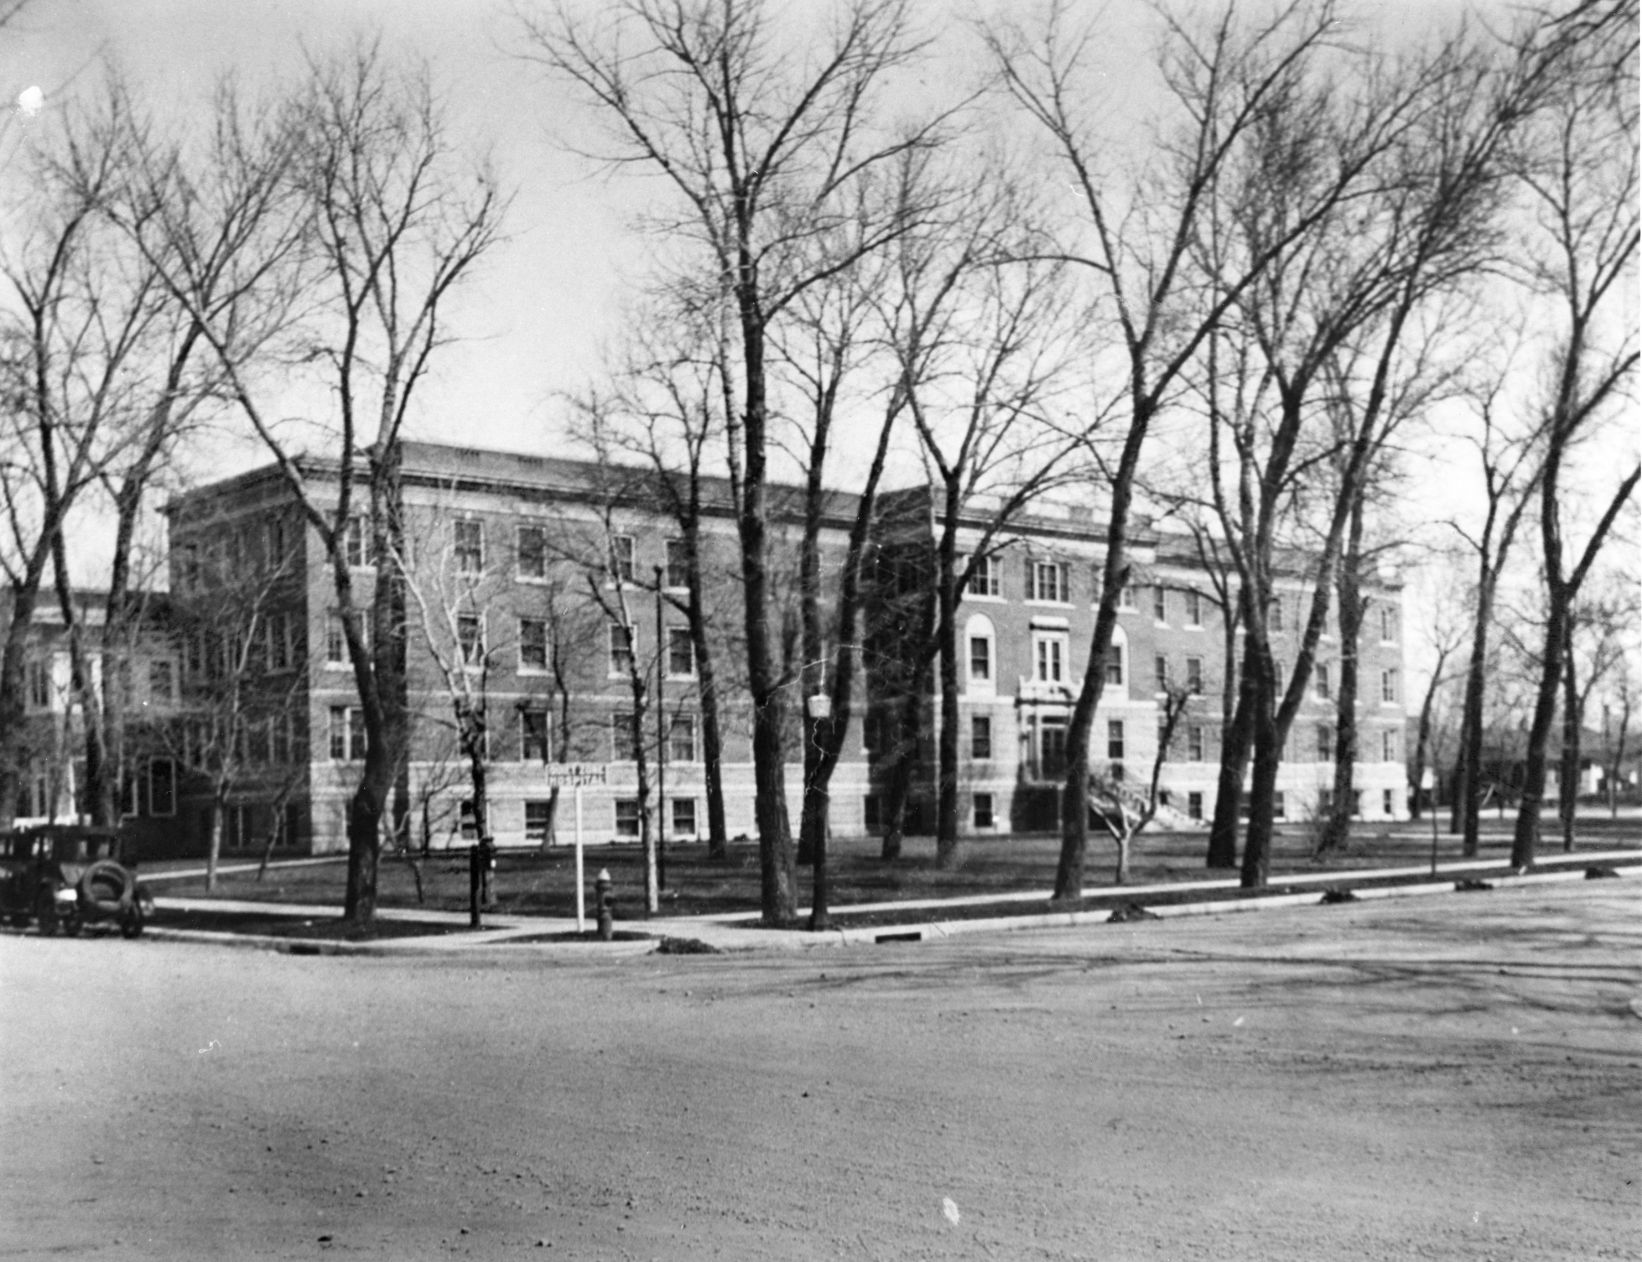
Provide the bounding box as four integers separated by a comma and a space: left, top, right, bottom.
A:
2, 881, 1636, 1260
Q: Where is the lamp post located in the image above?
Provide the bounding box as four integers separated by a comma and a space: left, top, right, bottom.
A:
654, 566, 667, 892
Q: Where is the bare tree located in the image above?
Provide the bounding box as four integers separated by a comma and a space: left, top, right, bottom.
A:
1091, 682, 1195, 885
523, 0, 954, 926
1446, 371, 1547, 852
576, 303, 745, 861
0, 90, 163, 827
991, 0, 1447, 898
114, 42, 506, 927
1557, 576, 1637, 844
879, 153, 1081, 870
1508, 0, 1639, 867
170, 543, 306, 890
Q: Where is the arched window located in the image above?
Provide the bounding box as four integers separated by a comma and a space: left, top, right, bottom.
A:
1103, 625, 1129, 693
965, 613, 996, 695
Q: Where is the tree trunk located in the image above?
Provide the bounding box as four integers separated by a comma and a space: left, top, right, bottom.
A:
933, 534, 961, 868
1317, 505, 1365, 854
1558, 617, 1579, 852
879, 688, 918, 861
1240, 668, 1282, 889
207, 791, 226, 892
692, 614, 728, 860
1206, 662, 1254, 868
1408, 648, 1448, 822
1457, 605, 1491, 855
736, 310, 796, 926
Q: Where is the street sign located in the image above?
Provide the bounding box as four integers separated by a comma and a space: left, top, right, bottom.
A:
546, 763, 609, 788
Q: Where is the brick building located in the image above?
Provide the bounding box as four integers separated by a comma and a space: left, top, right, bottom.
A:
159, 440, 1408, 857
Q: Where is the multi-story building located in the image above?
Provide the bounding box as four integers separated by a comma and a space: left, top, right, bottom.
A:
0, 588, 184, 852
865, 485, 1410, 836
160, 440, 1408, 857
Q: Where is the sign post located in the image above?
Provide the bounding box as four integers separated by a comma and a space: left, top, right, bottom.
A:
547, 764, 609, 933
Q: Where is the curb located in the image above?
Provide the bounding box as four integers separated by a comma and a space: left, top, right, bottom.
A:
121, 857, 1640, 957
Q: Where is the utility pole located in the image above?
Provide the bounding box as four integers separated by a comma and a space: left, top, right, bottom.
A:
654, 566, 667, 892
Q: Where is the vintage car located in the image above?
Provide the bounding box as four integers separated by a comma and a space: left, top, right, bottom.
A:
0, 824, 155, 938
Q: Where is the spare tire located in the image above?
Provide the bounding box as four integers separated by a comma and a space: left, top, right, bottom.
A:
79, 860, 135, 915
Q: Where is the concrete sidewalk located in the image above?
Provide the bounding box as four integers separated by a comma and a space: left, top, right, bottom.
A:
141, 849, 1642, 956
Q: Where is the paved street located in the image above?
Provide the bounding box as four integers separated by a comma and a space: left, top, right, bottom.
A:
3, 880, 1639, 1260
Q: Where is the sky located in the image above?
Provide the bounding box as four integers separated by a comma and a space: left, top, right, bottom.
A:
1, 0, 1490, 469
4, 0, 1628, 673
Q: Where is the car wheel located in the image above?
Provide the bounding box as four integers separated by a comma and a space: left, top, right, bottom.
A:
79, 860, 134, 914
120, 908, 144, 939
33, 888, 59, 936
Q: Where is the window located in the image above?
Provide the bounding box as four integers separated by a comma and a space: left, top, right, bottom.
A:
864, 794, 881, 829
265, 614, 290, 671
1107, 719, 1125, 761
973, 793, 995, 829
1033, 633, 1066, 683
148, 659, 176, 703
668, 713, 697, 763
330, 706, 365, 760
1380, 606, 1397, 642
326, 614, 349, 665
1319, 788, 1335, 814
971, 715, 993, 760
525, 800, 553, 843
1152, 585, 1168, 621
664, 537, 689, 589
1382, 729, 1399, 763
1104, 642, 1125, 688
1186, 656, 1203, 695
608, 623, 635, 676
667, 627, 696, 678
272, 714, 292, 765
1154, 654, 1169, 693
1116, 583, 1136, 610
968, 634, 993, 685
1273, 791, 1286, 820
1353, 790, 1364, 817
458, 614, 484, 667
148, 757, 177, 817
1271, 595, 1285, 633
671, 798, 697, 837
1158, 718, 1172, 754
1383, 788, 1396, 816
520, 708, 550, 762
615, 798, 641, 838
344, 515, 370, 568
517, 525, 547, 580
1316, 723, 1334, 763
1186, 590, 1204, 626
1316, 662, 1332, 701
1381, 668, 1399, 704
1187, 791, 1203, 821
1188, 725, 1205, 761
612, 712, 641, 761
26, 659, 52, 710
969, 553, 1000, 598
266, 514, 288, 567
459, 800, 478, 840
454, 518, 484, 573
1029, 559, 1068, 603
519, 618, 548, 671
609, 534, 635, 583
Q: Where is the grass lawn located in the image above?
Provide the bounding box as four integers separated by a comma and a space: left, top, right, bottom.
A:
141, 815, 1639, 931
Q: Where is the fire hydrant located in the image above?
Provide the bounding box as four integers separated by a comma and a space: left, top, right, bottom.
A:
595, 868, 614, 941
